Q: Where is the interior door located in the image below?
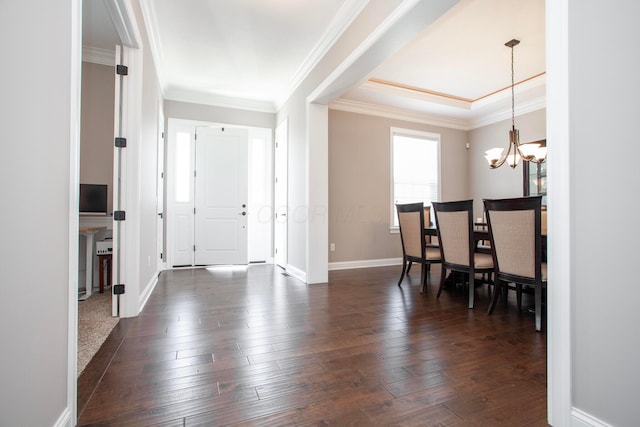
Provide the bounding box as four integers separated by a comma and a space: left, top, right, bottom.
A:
156, 102, 165, 268
274, 119, 288, 268
194, 126, 248, 265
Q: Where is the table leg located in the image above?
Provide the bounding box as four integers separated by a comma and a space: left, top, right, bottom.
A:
85, 233, 95, 298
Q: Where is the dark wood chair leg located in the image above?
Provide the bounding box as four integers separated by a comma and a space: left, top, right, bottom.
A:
468, 272, 475, 309
516, 284, 523, 311
535, 283, 542, 332
487, 279, 502, 314
436, 267, 447, 298
397, 257, 408, 287
406, 260, 413, 274
420, 263, 427, 294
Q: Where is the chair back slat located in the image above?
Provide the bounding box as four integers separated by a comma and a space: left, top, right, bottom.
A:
398, 210, 422, 258
489, 209, 536, 278
483, 196, 543, 283
436, 210, 470, 266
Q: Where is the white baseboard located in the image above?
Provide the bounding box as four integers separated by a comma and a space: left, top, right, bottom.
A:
285, 264, 307, 283
329, 258, 402, 271
138, 272, 159, 314
572, 408, 613, 427
53, 406, 73, 427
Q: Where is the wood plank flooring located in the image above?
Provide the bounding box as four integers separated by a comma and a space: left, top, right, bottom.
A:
78, 264, 547, 426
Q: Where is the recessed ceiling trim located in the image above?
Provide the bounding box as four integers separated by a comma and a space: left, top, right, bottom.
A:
369, 72, 547, 107
276, 0, 370, 109
369, 77, 474, 103
472, 73, 546, 109
474, 72, 546, 103
360, 79, 471, 110
330, 98, 470, 130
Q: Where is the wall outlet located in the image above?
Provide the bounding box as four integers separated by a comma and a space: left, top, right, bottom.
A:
330, 243, 335, 252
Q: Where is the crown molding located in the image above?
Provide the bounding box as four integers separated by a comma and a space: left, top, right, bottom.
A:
82, 46, 115, 66
165, 87, 276, 114
275, 0, 369, 109
139, 0, 167, 98
103, 0, 141, 48
468, 96, 546, 129
330, 95, 546, 131
330, 98, 470, 130
308, 0, 423, 105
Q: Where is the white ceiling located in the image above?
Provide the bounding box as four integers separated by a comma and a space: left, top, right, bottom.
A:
82, 0, 545, 128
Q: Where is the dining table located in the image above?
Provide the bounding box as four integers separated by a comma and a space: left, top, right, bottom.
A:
424, 223, 547, 260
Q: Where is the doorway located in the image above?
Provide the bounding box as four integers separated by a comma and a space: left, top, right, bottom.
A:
167, 119, 273, 268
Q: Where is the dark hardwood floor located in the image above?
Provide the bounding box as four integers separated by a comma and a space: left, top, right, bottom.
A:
78, 264, 547, 426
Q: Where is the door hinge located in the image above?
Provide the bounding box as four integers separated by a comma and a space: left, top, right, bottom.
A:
114, 211, 126, 221
161, 131, 165, 139
161, 172, 164, 179
160, 252, 163, 260
193, 245, 196, 252
115, 137, 127, 148
193, 207, 196, 214
113, 284, 125, 294
116, 64, 128, 76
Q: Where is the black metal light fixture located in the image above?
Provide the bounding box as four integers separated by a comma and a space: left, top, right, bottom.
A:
485, 39, 547, 169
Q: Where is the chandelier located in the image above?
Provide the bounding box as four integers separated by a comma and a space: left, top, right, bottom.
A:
485, 39, 547, 169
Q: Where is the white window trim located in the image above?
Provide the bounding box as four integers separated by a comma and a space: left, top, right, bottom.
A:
389, 127, 441, 232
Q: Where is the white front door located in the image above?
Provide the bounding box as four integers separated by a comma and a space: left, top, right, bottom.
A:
194, 126, 248, 265
274, 119, 288, 268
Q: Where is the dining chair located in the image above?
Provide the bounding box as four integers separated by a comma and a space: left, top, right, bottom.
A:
396, 202, 441, 294
483, 196, 546, 331
432, 200, 494, 309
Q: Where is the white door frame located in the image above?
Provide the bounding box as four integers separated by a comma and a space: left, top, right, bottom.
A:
274, 118, 288, 269
70, 0, 142, 420
166, 119, 273, 268
156, 101, 166, 270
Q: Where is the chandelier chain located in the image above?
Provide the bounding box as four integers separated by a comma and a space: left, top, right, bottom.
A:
511, 42, 515, 129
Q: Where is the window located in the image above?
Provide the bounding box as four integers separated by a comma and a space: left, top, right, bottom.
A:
390, 128, 440, 229
175, 131, 192, 203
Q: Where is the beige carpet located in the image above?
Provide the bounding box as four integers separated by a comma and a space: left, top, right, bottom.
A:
78, 291, 119, 376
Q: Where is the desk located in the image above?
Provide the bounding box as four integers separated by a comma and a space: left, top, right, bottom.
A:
79, 227, 106, 300
98, 254, 112, 293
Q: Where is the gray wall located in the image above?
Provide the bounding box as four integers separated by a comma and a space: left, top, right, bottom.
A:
164, 100, 275, 130
0, 0, 77, 425
568, 1, 640, 424
134, 0, 165, 299
468, 109, 546, 218
328, 109, 469, 263
275, 0, 424, 277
